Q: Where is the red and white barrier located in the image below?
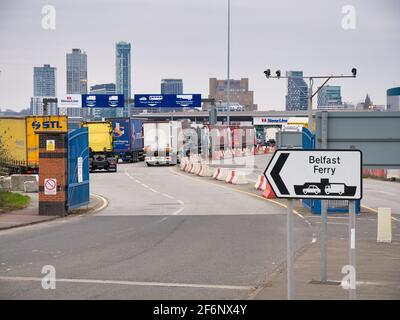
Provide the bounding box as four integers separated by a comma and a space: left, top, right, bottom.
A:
254, 175, 267, 190
198, 164, 213, 177
185, 162, 193, 173
225, 170, 248, 185
190, 163, 200, 174
262, 181, 276, 199
213, 167, 229, 181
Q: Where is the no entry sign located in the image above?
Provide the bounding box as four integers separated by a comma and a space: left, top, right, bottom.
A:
44, 178, 57, 195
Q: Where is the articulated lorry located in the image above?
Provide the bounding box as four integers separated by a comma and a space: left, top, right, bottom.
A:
107, 118, 144, 162
143, 121, 183, 166
0, 116, 67, 174
81, 121, 117, 172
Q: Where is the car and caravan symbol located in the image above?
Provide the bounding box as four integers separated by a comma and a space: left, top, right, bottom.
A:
294, 179, 357, 197
85, 95, 96, 107
108, 95, 120, 107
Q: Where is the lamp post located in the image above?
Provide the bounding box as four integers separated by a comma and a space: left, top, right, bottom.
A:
263, 68, 357, 130
226, 0, 231, 126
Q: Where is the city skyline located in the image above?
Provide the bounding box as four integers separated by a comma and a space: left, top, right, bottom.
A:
0, 0, 399, 111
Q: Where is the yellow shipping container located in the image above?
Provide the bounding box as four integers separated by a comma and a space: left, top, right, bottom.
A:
0, 116, 67, 173
26, 116, 68, 168
0, 117, 28, 167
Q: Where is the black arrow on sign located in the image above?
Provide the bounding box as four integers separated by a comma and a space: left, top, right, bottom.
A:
271, 152, 290, 195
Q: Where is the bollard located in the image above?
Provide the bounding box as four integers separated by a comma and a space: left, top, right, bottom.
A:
377, 208, 392, 243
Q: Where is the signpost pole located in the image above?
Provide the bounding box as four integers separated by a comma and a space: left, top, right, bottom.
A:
320, 111, 328, 282
287, 199, 294, 300
320, 200, 328, 282
349, 200, 356, 300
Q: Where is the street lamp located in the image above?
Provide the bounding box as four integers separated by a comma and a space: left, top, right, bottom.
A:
264, 68, 357, 130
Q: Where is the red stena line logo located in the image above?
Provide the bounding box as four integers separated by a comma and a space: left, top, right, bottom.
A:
67, 96, 72, 100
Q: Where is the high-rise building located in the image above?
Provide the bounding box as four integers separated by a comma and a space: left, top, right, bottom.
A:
204, 78, 257, 111
66, 48, 88, 118
161, 79, 183, 94
317, 85, 342, 108
285, 71, 308, 111
31, 64, 57, 115
33, 64, 56, 97
116, 41, 131, 117
30, 97, 58, 115
387, 87, 400, 111
90, 83, 117, 119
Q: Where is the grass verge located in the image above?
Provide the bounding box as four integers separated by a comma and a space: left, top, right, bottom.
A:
0, 191, 31, 212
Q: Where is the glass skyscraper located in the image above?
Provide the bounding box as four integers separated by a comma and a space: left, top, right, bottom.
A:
116, 41, 131, 117
285, 71, 308, 111
161, 79, 183, 94
66, 48, 88, 118
317, 85, 342, 107
33, 64, 56, 97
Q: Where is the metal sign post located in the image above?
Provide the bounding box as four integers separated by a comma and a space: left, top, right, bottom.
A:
349, 200, 356, 300
264, 149, 362, 299
287, 199, 294, 300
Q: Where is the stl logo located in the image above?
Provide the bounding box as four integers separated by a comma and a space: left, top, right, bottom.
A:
31, 121, 41, 130
41, 5, 56, 30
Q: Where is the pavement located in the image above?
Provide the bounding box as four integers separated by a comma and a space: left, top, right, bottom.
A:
0, 156, 398, 299
0, 192, 106, 231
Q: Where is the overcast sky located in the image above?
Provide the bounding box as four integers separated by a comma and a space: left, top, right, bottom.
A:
0, 0, 399, 111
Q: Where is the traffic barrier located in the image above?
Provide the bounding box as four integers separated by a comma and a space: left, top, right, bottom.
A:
226, 170, 248, 185
245, 148, 253, 156
214, 167, 229, 181
262, 181, 276, 199
198, 164, 212, 177
180, 158, 188, 171
212, 167, 220, 179
264, 147, 269, 154
212, 151, 221, 160
234, 148, 243, 157
224, 149, 233, 159
254, 175, 267, 190
194, 163, 202, 175
185, 162, 193, 173
190, 163, 200, 174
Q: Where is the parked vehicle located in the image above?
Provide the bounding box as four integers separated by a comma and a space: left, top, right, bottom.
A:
143, 121, 183, 166
107, 118, 144, 163
0, 115, 67, 174
81, 121, 117, 172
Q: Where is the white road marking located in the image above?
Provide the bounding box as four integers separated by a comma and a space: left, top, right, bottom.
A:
0, 276, 253, 291
311, 238, 317, 243
158, 217, 169, 223
141, 184, 149, 188
148, 188, 157, 193
162, 193, 174, 199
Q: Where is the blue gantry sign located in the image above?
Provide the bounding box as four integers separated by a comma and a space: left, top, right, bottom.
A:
82, 94, 124, 108
134, 94, 202, 108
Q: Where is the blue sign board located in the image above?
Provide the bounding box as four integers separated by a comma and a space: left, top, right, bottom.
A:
82, 94, 124, 108
134, 94, 201, 108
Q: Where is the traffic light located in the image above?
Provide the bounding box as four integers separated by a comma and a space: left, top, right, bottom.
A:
351, 68, 357, 76
264, 69, 271, 78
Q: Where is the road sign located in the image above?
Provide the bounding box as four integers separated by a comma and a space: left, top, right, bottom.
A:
134, 94, 201, 108
82, 94, 124, 108
264, 149, 362, 200
44, 178, 57, 195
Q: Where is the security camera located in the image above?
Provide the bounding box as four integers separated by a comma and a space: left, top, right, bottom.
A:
264, 69, 271, 78
351, 68, 357, 76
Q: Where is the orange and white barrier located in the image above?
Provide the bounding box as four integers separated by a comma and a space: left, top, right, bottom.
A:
180, 158, 188, 171
225, 170, 248, 185
262, 181, 276, 199
254, 175, 267, 190
212, 151, 221, 160
234, 148, 243, 157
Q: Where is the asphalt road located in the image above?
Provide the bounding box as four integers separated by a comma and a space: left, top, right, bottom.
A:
0, 156, 398, 299
0, 161, 313, 299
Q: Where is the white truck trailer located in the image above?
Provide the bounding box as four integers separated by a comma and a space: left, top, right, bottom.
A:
143, 121, 183, 166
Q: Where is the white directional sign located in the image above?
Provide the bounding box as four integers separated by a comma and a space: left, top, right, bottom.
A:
264, 149, 362, 200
